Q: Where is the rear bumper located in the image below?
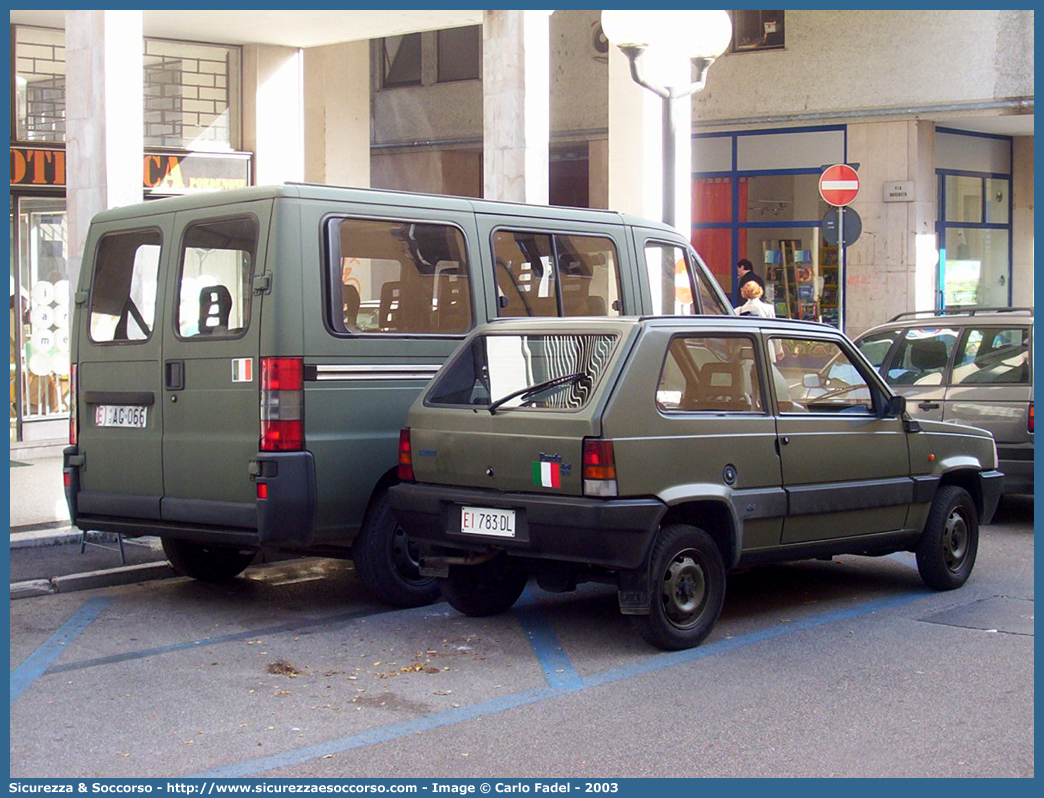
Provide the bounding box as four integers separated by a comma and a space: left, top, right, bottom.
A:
997, 446, 1033, 495
388, 482, 666, 570
979, 470, 1005, 525
63, 447, 317, 548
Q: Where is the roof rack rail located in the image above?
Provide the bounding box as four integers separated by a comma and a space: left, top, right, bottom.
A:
887, 306, 1033, 323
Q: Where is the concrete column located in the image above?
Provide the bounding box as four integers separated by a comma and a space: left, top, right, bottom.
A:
304, 41, 370, 188
64, 10, 144, 303
242, 44, 305, 185
606, 47, 692, 234
1011, 136, 1034, 304
482, 10, 550, 204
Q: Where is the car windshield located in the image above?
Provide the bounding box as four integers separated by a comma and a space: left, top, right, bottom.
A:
426, 333, 617, 411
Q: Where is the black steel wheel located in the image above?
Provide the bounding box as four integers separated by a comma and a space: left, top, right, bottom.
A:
916, 485, 979, 590
438, 553, 528, 618
632, 524, 726, 651
353, 491, 440, 608
161, 538, 255, 582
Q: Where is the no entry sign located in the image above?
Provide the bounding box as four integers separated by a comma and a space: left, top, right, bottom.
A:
819, 163, 860, 206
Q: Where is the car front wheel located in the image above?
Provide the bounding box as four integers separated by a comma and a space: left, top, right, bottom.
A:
632, 524, 726, 651
915, 485, 979, 590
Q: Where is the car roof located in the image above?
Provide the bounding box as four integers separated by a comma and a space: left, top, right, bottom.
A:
476, 315, 841, 336
857, 307, 1033, 339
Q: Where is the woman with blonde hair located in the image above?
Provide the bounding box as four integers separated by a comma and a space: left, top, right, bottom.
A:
737, 279, 776, 318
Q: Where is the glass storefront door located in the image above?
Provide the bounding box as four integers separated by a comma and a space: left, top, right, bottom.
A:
11, 195, 70, 441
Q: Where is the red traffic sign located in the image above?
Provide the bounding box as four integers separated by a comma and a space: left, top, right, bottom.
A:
819, 163, 860, 206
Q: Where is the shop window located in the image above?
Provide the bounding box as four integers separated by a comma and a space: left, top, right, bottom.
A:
493, 231, 621, 318
327, 218, 472, 335
175, 217, 257, 338
383, 34, 423, 88
731, 10, 785, 52
437, 26, 481, 83
88, 229, 162, 343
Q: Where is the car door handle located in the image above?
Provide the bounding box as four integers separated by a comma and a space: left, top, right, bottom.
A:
918, 401, 940, 411
165, 360, 185, 391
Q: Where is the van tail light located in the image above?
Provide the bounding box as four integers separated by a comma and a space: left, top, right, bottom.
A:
583, 438, 618, 497
398, 428, 414, 482
260, 357, 304, 451
1029, 402, 1034, 434
69, 363, 78, 446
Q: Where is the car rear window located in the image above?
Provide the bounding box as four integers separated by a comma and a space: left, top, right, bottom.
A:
426, 333, 617, 411
952, 326, 1031, 385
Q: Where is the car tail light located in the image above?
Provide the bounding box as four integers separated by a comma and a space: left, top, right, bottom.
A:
398, 428, 414, 482
69, 363, 78, 446
583, 438, 618, 497
260, 357, 304, 451
1029, 403, 1034, 434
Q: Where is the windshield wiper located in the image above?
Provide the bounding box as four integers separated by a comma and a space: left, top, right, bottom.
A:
488, 372, 588, 415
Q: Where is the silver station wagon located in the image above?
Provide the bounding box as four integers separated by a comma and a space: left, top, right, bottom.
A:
390, 316, 1003, 650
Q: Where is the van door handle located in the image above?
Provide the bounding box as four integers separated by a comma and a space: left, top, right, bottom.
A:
918, 401, 940, 411
165, 360, 185, 391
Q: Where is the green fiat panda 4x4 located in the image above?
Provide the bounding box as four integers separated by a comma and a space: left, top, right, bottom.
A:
389, 315, 1004, 650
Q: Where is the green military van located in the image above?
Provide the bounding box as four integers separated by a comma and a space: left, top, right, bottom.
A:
63, 183, 730, 607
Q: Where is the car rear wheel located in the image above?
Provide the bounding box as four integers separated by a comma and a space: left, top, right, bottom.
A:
161, 538, 255, 582
632, 524, 725, 651
353, 491, 441, 608
915, 485, 979, 590
438, 553, 528, 617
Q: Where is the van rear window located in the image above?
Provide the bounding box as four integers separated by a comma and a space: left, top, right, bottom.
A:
89, 229, 162, 343
328, 218, 471, 335
427, 333, 617, 411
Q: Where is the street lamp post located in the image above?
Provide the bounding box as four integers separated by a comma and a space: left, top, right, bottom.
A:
601, 10, 732, 232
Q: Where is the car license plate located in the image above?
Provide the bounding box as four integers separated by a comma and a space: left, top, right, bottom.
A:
94, 405, 148, 429
460, 506, 516, 538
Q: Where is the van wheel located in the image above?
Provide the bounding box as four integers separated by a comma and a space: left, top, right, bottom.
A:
162, 538, 255, 582
632, 524, 725, 651
439, 554, 528, 617
916, 485, 979, 590
353, 491, 440, 608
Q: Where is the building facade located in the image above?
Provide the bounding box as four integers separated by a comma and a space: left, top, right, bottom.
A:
8, 9, 1035, 442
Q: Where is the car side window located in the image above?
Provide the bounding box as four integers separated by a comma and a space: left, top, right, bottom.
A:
656, 335, 764, 413
176, 216, 257, 339
328, 218, 472, 335
88, 228, 162, 343
855, 329, 901, 375
952, 327, 1030, 385
885, 328, 958, 385
493, 230, 621, 318
771, 337, 875, 414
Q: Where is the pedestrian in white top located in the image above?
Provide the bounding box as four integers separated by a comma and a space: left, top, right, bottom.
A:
737, 280, 776, 318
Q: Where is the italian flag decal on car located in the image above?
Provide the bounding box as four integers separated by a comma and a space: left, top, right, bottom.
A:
232, 358, 254, 382
533, 460, 561, 488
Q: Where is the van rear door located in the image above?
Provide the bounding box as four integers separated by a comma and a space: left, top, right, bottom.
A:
159, 201, 272, 529
74, 217, 171, 521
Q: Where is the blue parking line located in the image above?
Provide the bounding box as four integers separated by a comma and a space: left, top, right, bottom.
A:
514, 588, 583, 690
188, 589, 927, 778
10, 595, 115, 706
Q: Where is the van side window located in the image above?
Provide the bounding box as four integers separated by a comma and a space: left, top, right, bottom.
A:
643, 243, 727, 316
88, 229, 162, 343
493, 230, 621, 317
952, 327, 1030, 385
657, 335, 764, 413
176, 217, 258, 338
329, 219, 472, 335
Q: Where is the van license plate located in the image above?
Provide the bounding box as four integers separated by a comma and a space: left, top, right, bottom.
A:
460, 506, 516, 538
95, 405, 148, 429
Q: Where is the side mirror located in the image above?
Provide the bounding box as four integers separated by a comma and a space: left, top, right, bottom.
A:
802, 373, 822, 389
883, 394, 906, 418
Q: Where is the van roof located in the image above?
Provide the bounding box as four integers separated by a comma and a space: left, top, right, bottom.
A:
89, 182, 682, 234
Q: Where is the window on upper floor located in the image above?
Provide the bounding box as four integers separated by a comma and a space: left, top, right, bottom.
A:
437, 26, 481, 83
382, 33, 423, 88
731, 10, 785, 52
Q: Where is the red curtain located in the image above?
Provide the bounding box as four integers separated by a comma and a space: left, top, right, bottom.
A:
691, 177, 748, 289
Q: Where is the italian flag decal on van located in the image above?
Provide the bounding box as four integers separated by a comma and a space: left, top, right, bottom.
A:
533, 460, 561, 488
232, 358, 254, 382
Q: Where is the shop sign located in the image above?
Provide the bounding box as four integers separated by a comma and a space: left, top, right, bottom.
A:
11, 146, 251, 194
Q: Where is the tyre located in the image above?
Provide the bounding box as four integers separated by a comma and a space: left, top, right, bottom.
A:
353, 491, 440, 608
162, 538, 255, 582
632, 524, 726, 651
915, 485, 979, 590
438, 554, 528, 617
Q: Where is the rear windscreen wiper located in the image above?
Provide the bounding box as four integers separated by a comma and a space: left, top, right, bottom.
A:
488, 372, 587, 415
